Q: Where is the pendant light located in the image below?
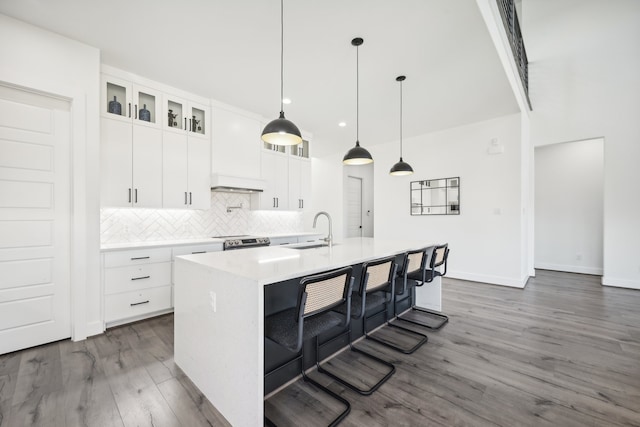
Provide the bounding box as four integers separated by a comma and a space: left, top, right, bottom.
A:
343, 37, 373, 165
389, 75, 414, 176
261, 0, 302, 146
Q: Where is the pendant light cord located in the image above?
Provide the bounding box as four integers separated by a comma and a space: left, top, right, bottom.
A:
280, 0, 284, 113
356, 43, 359, 142
399, 79, 403, 158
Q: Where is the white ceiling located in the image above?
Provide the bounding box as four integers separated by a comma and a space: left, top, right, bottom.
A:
0, 0, 519, 157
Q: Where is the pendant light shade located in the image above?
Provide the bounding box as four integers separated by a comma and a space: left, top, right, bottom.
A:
343, 37, 373, 165
261, 0, 302, 146
390, 75, 414, 176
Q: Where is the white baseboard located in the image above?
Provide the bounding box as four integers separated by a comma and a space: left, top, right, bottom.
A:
447, 271, 527, 288
535, 262, 603, 275
602, 276, 640, 290
86, 320, 105, 337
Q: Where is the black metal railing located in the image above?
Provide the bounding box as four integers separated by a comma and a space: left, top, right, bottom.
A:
497, 0, 531, 109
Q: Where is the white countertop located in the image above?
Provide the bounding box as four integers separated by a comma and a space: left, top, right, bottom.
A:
100, 232, 322, 252
178, 237, 433, 285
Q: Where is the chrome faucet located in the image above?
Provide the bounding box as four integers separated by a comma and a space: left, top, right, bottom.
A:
313, 211, 333, 247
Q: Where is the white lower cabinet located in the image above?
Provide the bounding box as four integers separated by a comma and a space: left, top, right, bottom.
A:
103, 247, 172, 326
105, 287, 172, 324
102, 242, 223, 328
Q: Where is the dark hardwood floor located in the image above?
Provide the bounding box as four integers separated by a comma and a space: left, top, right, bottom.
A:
1, 270, 639, 426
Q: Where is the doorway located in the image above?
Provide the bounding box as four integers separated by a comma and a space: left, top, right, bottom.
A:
534, 138, 604, 275
346, 176, 363, 238
0, 84, 72, 354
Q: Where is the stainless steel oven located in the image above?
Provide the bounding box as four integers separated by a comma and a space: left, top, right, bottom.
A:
213, 235, 271, 251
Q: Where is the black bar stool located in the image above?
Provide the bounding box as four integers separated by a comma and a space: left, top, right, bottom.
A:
319, 257, 396, 395
341, 255, 428, 356
395, 244, 450, 330
264, 266, 354, 427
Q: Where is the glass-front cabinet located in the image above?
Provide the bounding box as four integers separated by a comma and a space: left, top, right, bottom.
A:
410, 177, 460, 215
163, 95, 209, 138
101, 75, 161, 129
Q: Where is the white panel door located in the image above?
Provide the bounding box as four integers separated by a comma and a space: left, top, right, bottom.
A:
0, 85, 71, 354
346, 176, 363, 238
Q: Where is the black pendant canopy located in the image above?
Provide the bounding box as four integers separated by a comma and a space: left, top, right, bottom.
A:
343, 37, 373, 165
390, 75, 414, 176
261, 0, 302, 146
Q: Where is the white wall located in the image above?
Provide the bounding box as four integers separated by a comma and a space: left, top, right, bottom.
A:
373, 113, 527, 287
535, 139, 604, 275
309, 153, 346, 239
0, 14, 102, 337
524, 0, 640, 289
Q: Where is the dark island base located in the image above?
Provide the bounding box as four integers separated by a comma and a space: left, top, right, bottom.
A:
263, 254, 413, 395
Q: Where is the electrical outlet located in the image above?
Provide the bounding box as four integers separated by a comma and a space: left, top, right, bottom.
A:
576, 254, 582, 261
209, 291, 217, 312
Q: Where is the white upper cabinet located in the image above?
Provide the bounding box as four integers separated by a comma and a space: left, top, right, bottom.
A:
101, 117, 163, 207
101, 75, 162, 129
100, 66, 211, 209
164, 94, 209, 139
253, 149, 289, 210
288, 140, 311, 210
288, 155, 311, 211
211, 105, 261, 179
162, 132, 211, 210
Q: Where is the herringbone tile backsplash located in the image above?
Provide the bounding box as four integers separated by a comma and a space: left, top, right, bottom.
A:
100, 192, 303, 244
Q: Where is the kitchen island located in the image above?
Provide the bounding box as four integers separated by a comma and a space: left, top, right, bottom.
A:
174, 237, 442, 427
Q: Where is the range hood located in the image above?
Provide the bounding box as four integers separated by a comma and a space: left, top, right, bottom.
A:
210, 173, 265, 193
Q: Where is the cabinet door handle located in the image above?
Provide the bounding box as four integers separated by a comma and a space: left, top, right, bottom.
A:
189, 192, 192, 205
130, 300, 150, 306
301, 199, 304, 209
131, 276, 150, 281
128, 188, 132, 203
184, 192, 188, 205
130, 256, 150, 260
128, 103, 131, 118
184, 117, 187, 130
276, 197, 279, 208
135, 188, 138, 203
134, 104, 138, 119
189, 118, 192, 132
191, 251, 205, 254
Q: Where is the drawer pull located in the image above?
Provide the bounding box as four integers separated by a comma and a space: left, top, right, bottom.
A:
131, 276, 151, 281
130, 256, 150, 260
130, 300, 150, 306
191, 251, 206, 254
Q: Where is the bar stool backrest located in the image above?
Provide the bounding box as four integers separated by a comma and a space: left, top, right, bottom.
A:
425, 243, 449, 282
359, 255, 397, 296
298, 266, 353, 320
365, 261, 394, 293
406, 250, 426, 276
432, 244, 448, 268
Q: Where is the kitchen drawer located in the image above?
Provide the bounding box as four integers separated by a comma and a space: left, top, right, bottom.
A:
268, 236, 300, 246
172, 243, 222, 259
104, 285, 172, 323
104, 247, 172, 268
104, 262, 171, 295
